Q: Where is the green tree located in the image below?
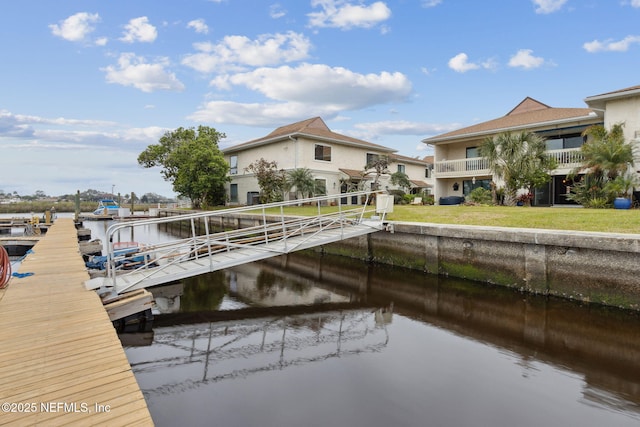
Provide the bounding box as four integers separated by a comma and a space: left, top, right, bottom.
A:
364, 155, 390, 191
138, 126, 229, 208
480, 131, 555, 206
390, 171, 411, 192
286, 168, 316, 200
577, 123, 635, 181
245, 158, 287, 203
568, 123, 637, 207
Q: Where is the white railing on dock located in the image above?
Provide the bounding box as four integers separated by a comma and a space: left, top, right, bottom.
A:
86, 190, 387, 294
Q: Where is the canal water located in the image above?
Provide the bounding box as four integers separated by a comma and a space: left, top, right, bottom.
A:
63, 217, 640, 426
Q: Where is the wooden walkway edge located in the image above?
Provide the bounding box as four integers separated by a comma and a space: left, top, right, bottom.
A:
0, 218, 153, 426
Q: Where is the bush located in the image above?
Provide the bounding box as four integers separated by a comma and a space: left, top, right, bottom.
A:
468, 187, 493, 205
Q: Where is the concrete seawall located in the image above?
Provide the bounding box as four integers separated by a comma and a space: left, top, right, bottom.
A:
158, 210, 640, 310
318, 222, 640, 310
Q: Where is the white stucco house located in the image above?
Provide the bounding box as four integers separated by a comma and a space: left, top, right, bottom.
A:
422, 85, 640, 206
222, 117, 433, 205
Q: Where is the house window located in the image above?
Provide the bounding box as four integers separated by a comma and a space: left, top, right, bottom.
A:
397, 164, 406, 174
463, 178, 491, 196
425, 168, 430, 178
366, 153, 379, 166
315, 144, 331, 161
314, 179, 327, 195
230, 155, 238, 175
229, 184, 238, 203
466, 147, 479, 158
544, 133, 585, 150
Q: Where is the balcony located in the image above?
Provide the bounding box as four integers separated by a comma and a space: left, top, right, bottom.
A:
434, 148, 583, 178
435, 158, 489, 178
545, 148, 583, 170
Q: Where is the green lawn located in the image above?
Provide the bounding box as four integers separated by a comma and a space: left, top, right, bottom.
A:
386, 205, 640, 234
257, 204, 640, 234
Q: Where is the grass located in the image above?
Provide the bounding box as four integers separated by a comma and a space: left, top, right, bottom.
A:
253, 204, 640, 234
387, 205, 640, 234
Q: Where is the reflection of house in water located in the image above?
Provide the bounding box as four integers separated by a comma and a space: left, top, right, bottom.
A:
226, 263, 351, 307
128, 251, 640, 415
149, 283, 183, 314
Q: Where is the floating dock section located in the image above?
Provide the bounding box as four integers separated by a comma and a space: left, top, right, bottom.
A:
0, 218, 153, 426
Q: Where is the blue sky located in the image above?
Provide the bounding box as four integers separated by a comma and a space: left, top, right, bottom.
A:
2, 0, 640, 198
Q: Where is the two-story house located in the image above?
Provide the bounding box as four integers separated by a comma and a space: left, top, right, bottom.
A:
423, 85, 640, 206
223, 117, 432, 205
423, 97, 603, 206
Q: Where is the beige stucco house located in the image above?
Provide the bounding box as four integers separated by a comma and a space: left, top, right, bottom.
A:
223, 117, 432, 205
422, 85, 640, 205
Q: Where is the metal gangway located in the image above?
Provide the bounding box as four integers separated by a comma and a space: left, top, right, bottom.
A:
85, 191, 390, 295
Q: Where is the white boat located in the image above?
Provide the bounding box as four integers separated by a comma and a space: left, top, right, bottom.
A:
93, 199, 120, 216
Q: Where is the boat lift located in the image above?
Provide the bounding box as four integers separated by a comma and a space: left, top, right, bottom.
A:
85, 190, 391, 295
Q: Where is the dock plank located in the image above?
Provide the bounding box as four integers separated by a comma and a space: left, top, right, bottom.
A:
0, 218, 153, 426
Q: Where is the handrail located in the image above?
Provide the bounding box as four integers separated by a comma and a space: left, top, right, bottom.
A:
101, 190, 386, 292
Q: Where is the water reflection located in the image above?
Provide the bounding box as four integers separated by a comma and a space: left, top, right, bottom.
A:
124, 251, 640, 427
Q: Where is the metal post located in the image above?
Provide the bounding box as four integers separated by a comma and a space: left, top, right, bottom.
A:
280, 205, 287, 252
190, 218, 197, 259
262, 207, 268, 244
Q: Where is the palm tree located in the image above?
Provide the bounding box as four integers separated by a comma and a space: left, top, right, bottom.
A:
480, 131, 555, 205
577, 123, 635, 181
286, 168, 316, 200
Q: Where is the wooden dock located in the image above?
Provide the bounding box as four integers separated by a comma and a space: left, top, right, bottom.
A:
0, 218, 153, 426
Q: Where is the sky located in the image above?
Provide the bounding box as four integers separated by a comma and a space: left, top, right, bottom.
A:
2, 0, 640, 198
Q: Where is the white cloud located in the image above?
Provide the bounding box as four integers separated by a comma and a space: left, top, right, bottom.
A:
508, 49, 546, 69
532, 0, 567, 14
182, 32, 312, 73
583, 35, 640, 52
447, 53, 497, 73
120, 17, 157, 43
49, 12, 100, 42
102, 53, 185, 92
187, 19, 209, 34
0, 109, 165, 149
421, 0, 442, 7
354, 120, 458, 135
448, 53, 479, 72
308, 0, 391, 29
190, 63, 411, 125
216, 63, 411, 107
632, 0, 640, 7
270, 4, 287, 19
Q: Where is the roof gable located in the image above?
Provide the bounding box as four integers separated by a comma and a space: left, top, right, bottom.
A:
265, 117, 329, 138
424, 97, 597, 144
506, 97, 550, 115
224, 116, 395, 153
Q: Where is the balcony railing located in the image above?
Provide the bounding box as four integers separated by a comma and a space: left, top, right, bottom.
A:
435, 158, 490, 177
546, 148, 583, 168
434, 148, 583, 177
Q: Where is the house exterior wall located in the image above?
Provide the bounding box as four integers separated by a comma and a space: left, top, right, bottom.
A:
224, 134, 428, 205
601, 96, 640, 173
601, 96, 640, 142
429, 119, 601, 204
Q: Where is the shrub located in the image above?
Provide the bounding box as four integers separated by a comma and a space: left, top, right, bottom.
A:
468, 187, 493, 205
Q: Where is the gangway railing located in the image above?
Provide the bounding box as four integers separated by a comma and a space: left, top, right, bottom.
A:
85, 190, 388, 294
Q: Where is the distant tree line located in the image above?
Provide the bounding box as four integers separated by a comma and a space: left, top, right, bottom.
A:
0, 189, 174, 203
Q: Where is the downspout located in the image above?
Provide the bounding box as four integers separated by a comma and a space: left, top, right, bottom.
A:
289, 135, 298, 168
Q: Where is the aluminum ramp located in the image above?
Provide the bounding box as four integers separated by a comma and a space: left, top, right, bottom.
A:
85, 191, 390, 295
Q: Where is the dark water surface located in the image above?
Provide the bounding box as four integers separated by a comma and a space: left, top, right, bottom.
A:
77, 218, 640, 426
